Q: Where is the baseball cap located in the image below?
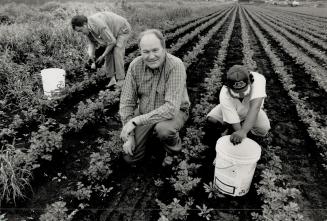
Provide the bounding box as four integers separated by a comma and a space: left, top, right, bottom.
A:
226, 65, 250, 90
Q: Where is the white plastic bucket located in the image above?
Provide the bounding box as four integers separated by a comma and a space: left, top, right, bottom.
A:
214, 135, 261, 196
40, 68, 66, 99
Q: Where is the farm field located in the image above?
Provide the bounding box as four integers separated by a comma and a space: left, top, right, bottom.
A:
1, 1, 327, 221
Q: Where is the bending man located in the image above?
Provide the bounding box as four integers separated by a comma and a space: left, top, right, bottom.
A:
71, 11, 131, 86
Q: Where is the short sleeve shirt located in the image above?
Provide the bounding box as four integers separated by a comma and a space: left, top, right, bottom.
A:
220, 72, 267, 124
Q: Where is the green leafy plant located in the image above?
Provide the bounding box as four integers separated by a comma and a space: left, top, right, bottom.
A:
154, 178, 164, 187
69, 182, 92, 201
27, 124, 63, 163
93, 184, 113, 198
196, 204, 214, 220
169, 161, 201, 197
39, 201, 77, 221
0, 144, 32, 204
203, 182, 225, 199
156, 198, 193, 221
84, 131, 123, 183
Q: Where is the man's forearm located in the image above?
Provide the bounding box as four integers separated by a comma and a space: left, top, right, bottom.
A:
87, 40, 95, 58
102, 44, 115, 57
242, 98, 264, 133
241, 109, 259, 134
232, 123, 242, 131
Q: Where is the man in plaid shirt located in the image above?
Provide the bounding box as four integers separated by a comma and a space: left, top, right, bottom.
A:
119, 29, 190, 166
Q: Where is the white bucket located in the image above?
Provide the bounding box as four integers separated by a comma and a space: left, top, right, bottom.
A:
214, 135, 261, 196
40, 68, 66, 99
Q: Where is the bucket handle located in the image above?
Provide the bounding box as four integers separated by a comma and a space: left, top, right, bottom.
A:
213, 159, 235, 169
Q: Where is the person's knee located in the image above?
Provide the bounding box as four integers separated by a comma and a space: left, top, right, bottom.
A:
251, 125, 270, 137
207, 116, 219, 125
154, 122, 176, 141
122, 153, 144, 164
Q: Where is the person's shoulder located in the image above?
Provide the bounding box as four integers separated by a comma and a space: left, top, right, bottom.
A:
220, 85, 228, 94
166, 53, 182, 64
88, 12, 101, 20
219, 86, 229, 97
129, 56, 143, 69
88, 13, 103, 28
250, 71, 266, 81
166, 53, 184, 70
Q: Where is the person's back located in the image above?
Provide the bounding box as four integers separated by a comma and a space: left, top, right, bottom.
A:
88, 11, 129, 38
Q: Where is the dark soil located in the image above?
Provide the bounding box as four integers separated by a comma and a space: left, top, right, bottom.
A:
244, 8, 327, 221
246, 9, 327, 126
3, 5, 327, 221
1, 8, 236, 221
254, 11, 327, 67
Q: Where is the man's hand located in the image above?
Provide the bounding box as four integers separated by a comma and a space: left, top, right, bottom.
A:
96, 55, 105, 65
123, 136, 135, 156
230, 130, 247, 145
116, 79, 124, 87
120, 120, 136, 142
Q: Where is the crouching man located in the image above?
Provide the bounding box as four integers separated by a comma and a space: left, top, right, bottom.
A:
119, 29, 190, 166
207, 65, 270, 145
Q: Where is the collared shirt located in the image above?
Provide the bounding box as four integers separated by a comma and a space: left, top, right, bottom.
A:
87, 11, 130, 47
220, 72, 266, 124
119, 53, 190, 126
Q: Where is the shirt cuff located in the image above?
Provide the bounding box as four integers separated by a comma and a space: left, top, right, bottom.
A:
133, 115, 147, 126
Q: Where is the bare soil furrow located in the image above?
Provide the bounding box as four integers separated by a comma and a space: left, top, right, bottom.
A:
244, 9, 327, 221
246, 9, 327, 126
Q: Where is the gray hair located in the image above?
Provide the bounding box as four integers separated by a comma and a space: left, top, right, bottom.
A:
138, 29, 166, 49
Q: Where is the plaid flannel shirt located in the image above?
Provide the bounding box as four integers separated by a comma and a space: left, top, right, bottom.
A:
119, 53, 190, 126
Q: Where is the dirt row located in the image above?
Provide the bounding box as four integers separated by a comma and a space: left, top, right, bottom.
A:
4, 7, 236, 221
243, 8, 327, 221
251, 10, 327, 69
244, 8, 327, 127
255, 10, 327, 54
4, 4, 327, 221
87, 7, 239, 221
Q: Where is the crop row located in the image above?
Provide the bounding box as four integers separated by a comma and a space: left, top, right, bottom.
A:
240, 8, 305, 220
0, 9, 227, 144
252, 8, 327, 67
244, 7, 327, 94
34, 6, 237, 220
244, 7, 327, 167
169, 8, 230, 53
268, 7, 327, 29
0, 6, 235, 207
254, 8, 327, 52
124, 8, 229, 64
156, 7, 237, 220
254, 7, 327, 43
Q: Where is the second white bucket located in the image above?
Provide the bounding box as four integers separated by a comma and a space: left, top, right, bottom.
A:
40, 68, 66, 99
214, 135, 261, 196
